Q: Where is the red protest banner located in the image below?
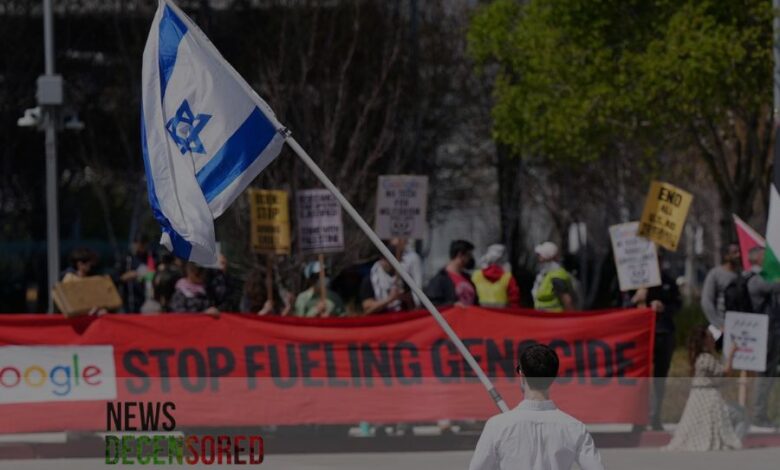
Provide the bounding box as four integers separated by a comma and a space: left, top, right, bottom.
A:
0, 307, 654, 433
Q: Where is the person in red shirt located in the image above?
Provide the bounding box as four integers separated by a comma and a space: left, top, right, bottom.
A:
424, 240, 477, 306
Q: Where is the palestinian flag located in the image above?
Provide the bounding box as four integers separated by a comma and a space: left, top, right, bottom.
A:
763, 184, 780, 280
733, 214, 765, 272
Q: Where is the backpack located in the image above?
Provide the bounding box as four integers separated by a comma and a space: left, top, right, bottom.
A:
723, 272, 755, 313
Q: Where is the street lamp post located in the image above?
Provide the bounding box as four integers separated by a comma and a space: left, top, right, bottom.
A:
40, 0, 62, 313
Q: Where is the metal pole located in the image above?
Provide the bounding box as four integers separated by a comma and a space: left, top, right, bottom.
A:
774, 0, 780, 175
285, 135, 510, 413
43, 0, 59, 312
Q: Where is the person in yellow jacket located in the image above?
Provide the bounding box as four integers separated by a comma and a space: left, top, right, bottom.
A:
471, 244, 520, 307
532, 242, 576, 312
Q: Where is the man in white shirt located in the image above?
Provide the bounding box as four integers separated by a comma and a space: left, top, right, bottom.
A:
469, 344, 605, 470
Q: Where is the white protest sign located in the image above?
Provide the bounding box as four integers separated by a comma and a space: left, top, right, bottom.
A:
609, 222, 662, 292
375, 175, 428, 240
296, 189, 344, 254
724, 311, 769, 372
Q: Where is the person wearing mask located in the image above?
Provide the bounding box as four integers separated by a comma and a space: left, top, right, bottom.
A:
532, 242, 575, 312
360, 252, 415, 314
744, 247, 780, 428
424, 239, 477, 306
700, 243, 741, 339
471, 244, 520, 308
169, 262, 219, 315
293, 261, 345, 317
630, 261, 682, 431
470, 344, 604, 470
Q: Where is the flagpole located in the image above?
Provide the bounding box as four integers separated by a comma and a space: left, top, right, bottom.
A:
285, 135, 510, 413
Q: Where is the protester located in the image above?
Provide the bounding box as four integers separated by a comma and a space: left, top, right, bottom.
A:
630, 262, 681, 431
140, 264, 181, 314
359, 251, 415, 314
471, 244, 520, 307
118, 235, 155, 313
700, 243, 741, 339
664, 325, 741, 451
240, 266, 292, 315
60, 247, 98, 282
744, 247, 780, 428
390, 237, 423, 306
207, 253, 241, 312
424, 239, 477, 306
169, 262, 219, 314
293, 261, 345, 317
531, 242, 576, 312
470, 344, 604, 470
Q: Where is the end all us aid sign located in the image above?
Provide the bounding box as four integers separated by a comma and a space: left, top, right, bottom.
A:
0, 346, 117, 404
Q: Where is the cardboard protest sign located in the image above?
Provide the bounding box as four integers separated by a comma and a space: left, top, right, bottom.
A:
52, 276, 123, 317
249, 189, 291, 255
609, 222, 661, 292
637, 181, 693, 251
296, 189, 344, 254
375, 175, 428, 240
724, 311, 769, 372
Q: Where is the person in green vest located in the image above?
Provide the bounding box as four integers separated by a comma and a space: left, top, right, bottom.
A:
471, 244, 520, 307
531, 242, 576, 312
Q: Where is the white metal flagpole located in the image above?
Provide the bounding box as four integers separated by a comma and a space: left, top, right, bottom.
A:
284, 135, 510, 413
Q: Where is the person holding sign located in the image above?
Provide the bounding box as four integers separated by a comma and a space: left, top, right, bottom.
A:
629, 264, 681, 431
293, 261, 345, 317
665, 325, 742, 451
240, 266, 292, 316
743, 247, 780, 428
360, 245, 415, 314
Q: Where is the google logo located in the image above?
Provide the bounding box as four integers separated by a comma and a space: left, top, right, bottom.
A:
0, 346, 116, 403
1, 354, 102, 396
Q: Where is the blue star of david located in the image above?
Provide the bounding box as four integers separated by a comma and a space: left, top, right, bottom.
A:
165, 100, 212, 154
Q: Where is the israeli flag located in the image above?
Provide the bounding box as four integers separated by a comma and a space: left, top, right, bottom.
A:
141, 0, 285, 264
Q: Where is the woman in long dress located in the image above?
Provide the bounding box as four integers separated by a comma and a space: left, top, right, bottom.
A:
664, 325, 741, 451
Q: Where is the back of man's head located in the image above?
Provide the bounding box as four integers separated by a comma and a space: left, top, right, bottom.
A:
449, 239, 475, 260
519, 344, 559, 391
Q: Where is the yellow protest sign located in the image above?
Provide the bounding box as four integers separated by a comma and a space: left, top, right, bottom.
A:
249, 189, 291, 255
637, 181, 693, 251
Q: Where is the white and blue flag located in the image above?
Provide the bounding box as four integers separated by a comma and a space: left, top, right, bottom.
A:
141, 0, 285, 264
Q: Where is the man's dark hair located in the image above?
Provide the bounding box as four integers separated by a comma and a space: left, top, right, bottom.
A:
518, 344, 559, 391
721, 242, 739, 261
449, 239, 475, 260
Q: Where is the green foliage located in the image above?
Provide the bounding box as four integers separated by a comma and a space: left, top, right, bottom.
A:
468, 0, 773, 163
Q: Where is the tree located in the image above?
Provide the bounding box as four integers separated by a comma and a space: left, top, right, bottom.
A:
468, 0, 774, 244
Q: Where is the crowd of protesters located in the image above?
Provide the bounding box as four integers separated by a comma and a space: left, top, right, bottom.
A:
59, 237, 569, 317
57, 234, 779, 437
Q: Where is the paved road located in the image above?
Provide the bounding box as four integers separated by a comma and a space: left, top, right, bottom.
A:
2, 448, 780, 470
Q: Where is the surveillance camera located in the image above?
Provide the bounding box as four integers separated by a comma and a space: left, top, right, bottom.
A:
16, 107, 41, 128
